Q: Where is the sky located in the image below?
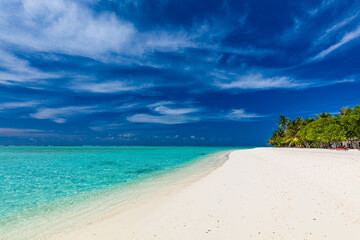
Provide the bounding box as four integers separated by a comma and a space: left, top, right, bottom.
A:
0, 0, 359, 146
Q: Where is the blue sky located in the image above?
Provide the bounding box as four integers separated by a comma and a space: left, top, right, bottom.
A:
0, 0, 359, 146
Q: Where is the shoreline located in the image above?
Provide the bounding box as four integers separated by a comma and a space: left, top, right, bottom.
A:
54, 147, 360, 240
1, 149, 234, 240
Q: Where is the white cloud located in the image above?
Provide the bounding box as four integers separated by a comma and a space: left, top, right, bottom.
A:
117, 133, 136, 140
280, 0, 338, 43
0, 1, 263, 64
214, 72, 308, 90
127, 101, 265, 124
53, 118, 66, 123
115, 103, 141, 110
147, 101, 174, 107
89, 126, 104, 132
89, 122, 125, 132
128, 101, 200, 124
153, 105, 198, 115
210, 46, 274, 56
30, 106, 100, 123
0, 100, 40, 110
0, 0, 136, 58
308, 0, 337, 16
119, 133, 135, 138
311, 25, 360, 61
317, 11, 360, 42
0, 0, 271, 92
127, 114, 199, 124
0, 49, 58, 84
69, 81, 149, 93
148, 101, 199, 115
143, 30, 195, 52
0, 0, 198, 61
0, 128, 46, 137
225, 109, 264, 120
0, 0, 209, 88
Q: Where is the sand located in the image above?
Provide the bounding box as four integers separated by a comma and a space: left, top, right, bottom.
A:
54, 148, 360, 240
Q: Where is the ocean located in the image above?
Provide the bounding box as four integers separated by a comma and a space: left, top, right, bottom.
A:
0, 146, 246, 239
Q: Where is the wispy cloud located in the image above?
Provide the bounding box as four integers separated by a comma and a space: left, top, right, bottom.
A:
0, 0, 136, 58
118, 133, 137, 140
115, 103, 141, 110
127, 114, 199, 124
307, 0, 337, 16
213, 72, 308, 90
280, 0, 338, 43
149, 102, 199, 115
143, 30, 196, 53
30, 106, 100, 123
0, 0, 359, 145
311, 25, 360, 61
317, 11, 360, 42
0, 0, 269, 67
69, 80, 150, 93
0, 49, 58, 84
89, 122, 125, 132
0, 0, 226, 90
224, 109, 264, 121
198, 44, 275, 57
0, 0, 199, 61
0, 128, 50, 137
0, 100, 40, 110
127, 101, 200, 124
127, 102, 265, 124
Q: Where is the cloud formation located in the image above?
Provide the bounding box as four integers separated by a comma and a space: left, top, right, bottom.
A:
0, 100, 40, 110
225, 109, 264, 120
69, 80, 149, 93
127, 114, 199, 124
0, 128, 47, 137
0, 0, 135, 58
149, 102, 199, 115
317, 11, 360, 42
30, 106, 101, 123
0, 49, 59, 84
214, 73, 308, 90
311, 25, 360, 61
127, 102, 200, 124
0, 0, 359, 145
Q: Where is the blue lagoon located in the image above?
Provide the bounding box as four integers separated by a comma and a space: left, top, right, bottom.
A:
0, 146, 245, 239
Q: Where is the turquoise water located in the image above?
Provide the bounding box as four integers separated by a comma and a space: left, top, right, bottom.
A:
0, 146, 240, 234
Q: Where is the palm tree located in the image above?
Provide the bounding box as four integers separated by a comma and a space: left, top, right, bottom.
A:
305, 117, 314, 124
268, 105, 360, 148
339, 106, 353, 116
316, 112, 331, 119
267, 129, 285, 147
285, 117, 304, 147
277, 115, 289, 130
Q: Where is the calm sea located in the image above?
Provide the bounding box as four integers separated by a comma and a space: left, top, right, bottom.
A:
0, 146, 247, 239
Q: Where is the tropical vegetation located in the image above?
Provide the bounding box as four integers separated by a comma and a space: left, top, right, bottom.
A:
267, 105, 360, 149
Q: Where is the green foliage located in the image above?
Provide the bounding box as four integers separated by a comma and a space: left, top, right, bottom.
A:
267, 129, 286, 146
316, 112, 331, 119
339, 110, 360, 139
277, 115, 289, 130
284, 117, 305, 147
268, 105, 360, 148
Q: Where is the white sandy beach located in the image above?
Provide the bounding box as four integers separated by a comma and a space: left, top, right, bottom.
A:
55, 148, 360, 240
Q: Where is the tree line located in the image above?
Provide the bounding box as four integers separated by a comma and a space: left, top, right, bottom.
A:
268, 105, 360, 149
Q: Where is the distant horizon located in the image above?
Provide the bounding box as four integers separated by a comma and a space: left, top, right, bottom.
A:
1, 1, 359, 146
0, 144, 260, 147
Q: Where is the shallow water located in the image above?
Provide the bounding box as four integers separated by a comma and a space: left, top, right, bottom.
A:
0, 146, 247, 239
